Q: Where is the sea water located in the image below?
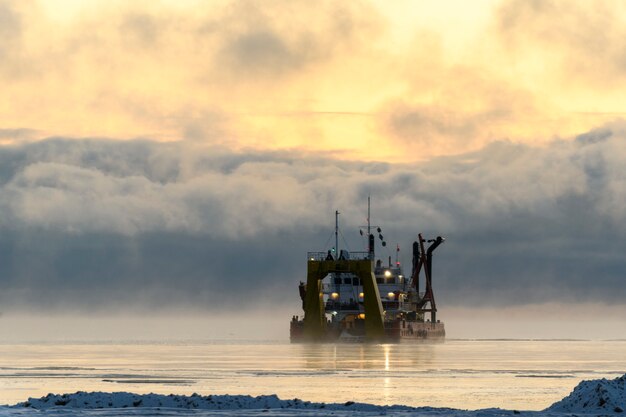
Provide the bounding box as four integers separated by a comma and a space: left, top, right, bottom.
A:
0, 340, 624, 410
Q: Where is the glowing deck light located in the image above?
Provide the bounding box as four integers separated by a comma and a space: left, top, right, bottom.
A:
387, 292, 395, 299
331, 292, 339, 299
359, 292, 364, 298
384, 270, 392, 277
358, 313, 365, 319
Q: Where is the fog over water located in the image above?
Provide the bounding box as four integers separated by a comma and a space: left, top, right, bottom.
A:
1, 303, 626, 342
0, 123, 625, 340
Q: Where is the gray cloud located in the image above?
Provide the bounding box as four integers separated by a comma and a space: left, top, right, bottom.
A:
0, 1, 20, 44
0, 123, 625, 312
0, 128, 37, 140
0, 1, 23, 75
386, 104, 480, 146
210, 0, 383, 80
219, 28, 315, 77
119, 12, 161, 48
495, 0, 626, 87
380, 62, 539, 153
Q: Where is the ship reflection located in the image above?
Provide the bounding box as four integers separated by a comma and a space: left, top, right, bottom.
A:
298, 343, 438, 371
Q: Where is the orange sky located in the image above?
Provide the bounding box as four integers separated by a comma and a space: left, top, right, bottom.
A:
2, 0, 626, 160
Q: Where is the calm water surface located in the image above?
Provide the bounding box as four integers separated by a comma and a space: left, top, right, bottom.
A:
0, 340, 624, 410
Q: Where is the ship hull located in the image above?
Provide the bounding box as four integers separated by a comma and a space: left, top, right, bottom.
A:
290, 319, 445, 343
385, 320, 445, 341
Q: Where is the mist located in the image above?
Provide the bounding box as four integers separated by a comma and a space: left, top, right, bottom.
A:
0, 123, 624, 340
3, 301, 626, 342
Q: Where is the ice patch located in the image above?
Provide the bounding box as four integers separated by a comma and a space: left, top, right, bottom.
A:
6, 373, 626, 415
17, 392, 427, 412
545, 374, 626, 413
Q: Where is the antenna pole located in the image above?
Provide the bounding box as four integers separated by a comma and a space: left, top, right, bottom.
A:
367, 196, 371, 237
395, 244, 399, 266
367, 196, 374, 260
335, 210, 339, 256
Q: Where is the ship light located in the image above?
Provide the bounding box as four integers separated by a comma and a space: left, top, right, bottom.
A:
331, 292, 339, 299
358, 313, 365, 319
387, 292, 395, 299
384, 270, 392, 277
332, 311, 338, 316
358, 292, 364, 298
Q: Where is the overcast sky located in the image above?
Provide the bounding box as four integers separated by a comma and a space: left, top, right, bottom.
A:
0, 1, 625, 338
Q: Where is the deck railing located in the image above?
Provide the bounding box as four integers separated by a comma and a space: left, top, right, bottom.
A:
325, 300, 361, 311
306, 251, 370, 261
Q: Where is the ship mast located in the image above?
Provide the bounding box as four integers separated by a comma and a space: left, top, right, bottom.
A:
367, 196, 372, 259
335, 209, 339, 256
361, 196, 381, 260
367, 196, 370, 238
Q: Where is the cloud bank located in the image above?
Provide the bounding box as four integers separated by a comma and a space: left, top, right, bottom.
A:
2, 1, 626, 161
0, 122, 624, 312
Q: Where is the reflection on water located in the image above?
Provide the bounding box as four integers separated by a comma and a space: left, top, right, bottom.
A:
299, 343, 437, 371
0, 340, 624, 410
384, 345, 390, 372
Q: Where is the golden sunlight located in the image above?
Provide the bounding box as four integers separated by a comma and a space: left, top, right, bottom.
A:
2, 0, 625, 161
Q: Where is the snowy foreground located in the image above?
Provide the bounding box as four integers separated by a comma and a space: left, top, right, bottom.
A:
0, 374, 624, 416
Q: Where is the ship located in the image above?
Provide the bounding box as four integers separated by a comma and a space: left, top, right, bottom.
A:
290, 198, 445, 342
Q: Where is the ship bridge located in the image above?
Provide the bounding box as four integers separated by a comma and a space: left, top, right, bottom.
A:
319, 254, 412, 318
300, 254, 386, 341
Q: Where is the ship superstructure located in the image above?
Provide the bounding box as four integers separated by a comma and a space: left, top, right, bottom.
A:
290, 199, 446, 342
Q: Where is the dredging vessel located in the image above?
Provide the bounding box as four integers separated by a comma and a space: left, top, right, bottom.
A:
290, 199, 446, 342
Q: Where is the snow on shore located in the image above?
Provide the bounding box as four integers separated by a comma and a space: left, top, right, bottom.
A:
2, 374, 624, 416
546, 374, 626, 413
17, 392, 434, 412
